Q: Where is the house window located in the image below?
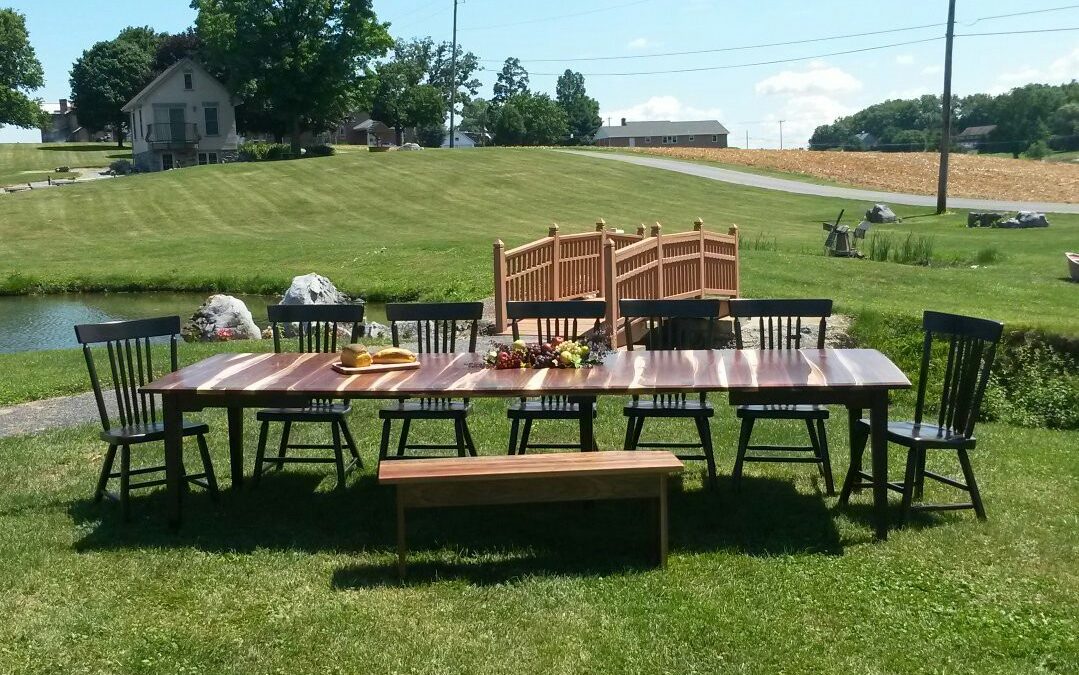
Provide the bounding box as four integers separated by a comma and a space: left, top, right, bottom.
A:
183, 73, 193, 90
688, 136, 695, 142
712, 135, 718, 142
162, 153, 174, 170
139, 109, 144, 139
662, 136, 679, 144
644, 137, 651, 143
203, 105, 219, 136
198, 152, 219, 165
131, 114, 137, 140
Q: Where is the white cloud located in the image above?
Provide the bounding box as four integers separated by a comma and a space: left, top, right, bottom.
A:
766, 95, 858, 148
991, 47, 1079, 93
921, 64, 943, 76
601, 96, 724, 125
626, 37, 654, 50
895, 54, 915, 65
754, 62, 862, 96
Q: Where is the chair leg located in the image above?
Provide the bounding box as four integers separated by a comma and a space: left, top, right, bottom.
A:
94, 444, 118, 503
332, 421, 346, 489
340, 417, 362, 467
914, 445, 928, 499
119, 444, 131, 521
733, 417, 754, 492
276, 421, 292, 470
253, 420, 270, 485
462, 418, 478, 457
957, 449, 987, 520
507, 418, 520, 455
196, 433, 219, 500
396, 419, 412, 457
623, 415, 637, 451
838, 422, 870, 505
630, 417, 645, 451
378, 418, 392, 460
519, 419, 533, 455
695, 416, 717, 489
817, 419, 834, 496
453, 417, 467, 457
899, 447, 919, 525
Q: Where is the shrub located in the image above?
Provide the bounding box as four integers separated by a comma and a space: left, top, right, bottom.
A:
303, 144, 335, 157
1022, 140, 1050, 159
109, 159, 134, 175
237, 141, 292, 162
867, 232, 935, 266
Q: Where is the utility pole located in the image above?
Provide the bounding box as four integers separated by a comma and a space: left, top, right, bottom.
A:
936, 0, 957, 214
448, 0, 459, 148
779, 120, 785, 150
745, 129, 749, 149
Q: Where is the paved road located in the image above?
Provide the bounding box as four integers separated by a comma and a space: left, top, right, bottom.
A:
557, 150, 1079, 214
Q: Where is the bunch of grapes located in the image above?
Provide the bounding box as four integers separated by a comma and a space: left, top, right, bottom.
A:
485, 337, 596, 370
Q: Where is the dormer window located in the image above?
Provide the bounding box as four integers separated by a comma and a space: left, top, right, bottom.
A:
184, 73, 193, 90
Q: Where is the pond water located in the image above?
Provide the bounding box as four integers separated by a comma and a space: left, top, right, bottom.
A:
0, 293, 387, 354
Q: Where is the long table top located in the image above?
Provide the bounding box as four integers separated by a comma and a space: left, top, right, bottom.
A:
379, 451, 684, 485
142, 349, 910, 398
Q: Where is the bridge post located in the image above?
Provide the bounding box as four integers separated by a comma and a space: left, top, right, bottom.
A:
548, 223, 561, 300
651, 223, 664, 299
728, 224, 740, 298
493, 239, 507, 333
596, 218, 607, 296
602, 239, 617, 344
695, 218, 706, 298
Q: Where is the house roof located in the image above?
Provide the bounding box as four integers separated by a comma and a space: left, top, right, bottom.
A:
595, 120, 730, 139
956, 124, 997, 138
353, 119, 391, 132
122, 58, 237, 112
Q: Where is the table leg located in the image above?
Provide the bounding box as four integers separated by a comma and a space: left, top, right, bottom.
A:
227, 406, 245, 488
574, 396, 597, 452
869, 392, 890, 541
164, 395, 184, 530
847, 405, 863, 495
657, 474, 669, 567
396, 489, 407, 579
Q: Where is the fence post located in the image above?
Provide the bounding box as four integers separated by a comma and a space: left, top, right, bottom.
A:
695, 217, 706, 298
596, 218, 607, 296
493, 239, 507, 333
602, 239, 618, 344
549, 223, 561, 300
651, 222, 664, 299
728, 224, 740, 298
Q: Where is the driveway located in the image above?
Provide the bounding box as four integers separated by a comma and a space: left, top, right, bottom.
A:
556, 150, 1079, 215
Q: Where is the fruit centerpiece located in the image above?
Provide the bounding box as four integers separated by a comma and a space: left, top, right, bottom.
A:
485, 336, 609, 370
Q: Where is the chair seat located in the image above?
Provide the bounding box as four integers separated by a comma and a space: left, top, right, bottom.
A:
380, 399, 471, 418
100, 419, 209, 444
856, 419, 976, 449
257, 403, 351, 422
736, 404, 829, 420
507, 399, 598, 419
624, 398, 714, 417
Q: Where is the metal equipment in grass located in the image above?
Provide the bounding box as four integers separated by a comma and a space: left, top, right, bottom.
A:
75, 316, 218, 519
506, 299, 606, 455
822, 209, 869, 258
253, 303, 366, 489
619, 299, 721, 487
729, 298, 836, 495
839, 310, 1003, 523
377, 302, 484, 461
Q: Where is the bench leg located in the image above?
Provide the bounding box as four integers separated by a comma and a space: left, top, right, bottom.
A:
657, 475, 668, 567
396, 489, 407, 579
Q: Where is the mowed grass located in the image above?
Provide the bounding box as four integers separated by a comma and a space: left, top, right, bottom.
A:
0, 148, 1076, 334
0, 143, 127, 186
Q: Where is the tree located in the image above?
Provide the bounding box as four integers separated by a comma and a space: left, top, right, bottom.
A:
493, 101, 525, 145
69, 39, 152, 146
115, 26, 163, 56
1049, 102, 1079, 136
0, 8, 47, 130
391, 37, 481, 116
460, 97, 495, 144
194, 0, 392, 152
153, 28, 203, 75
416, 122, 445, 148
492, 57, 528, 104
494, 91, 566, 146
555, 69, 601, 144
370, 61, 445, 144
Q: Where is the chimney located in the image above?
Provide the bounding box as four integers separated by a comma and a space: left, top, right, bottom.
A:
59, 99, 69, 114
620, 117, 627, 126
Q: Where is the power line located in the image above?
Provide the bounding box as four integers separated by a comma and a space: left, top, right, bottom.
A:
459, 0, 653, 31
963, 3, 1079, 26
957, 26, 1079, 37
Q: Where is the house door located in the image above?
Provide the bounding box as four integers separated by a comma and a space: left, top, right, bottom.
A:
628, 138, 636, 147
162, 153, 174, 170
154, 106, 185, 141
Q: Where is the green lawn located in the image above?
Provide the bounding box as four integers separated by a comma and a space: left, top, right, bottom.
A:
1, 148, 1076, 334
0, 143, 128, 186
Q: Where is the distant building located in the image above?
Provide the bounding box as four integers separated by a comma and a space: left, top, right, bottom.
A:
324, 113, 405, 146
956, 124, 997, 151
121, 58, 241, 172
441, 130, 477, 148
40, 99, 92, 143
594, 118, 729, 148
854, 131, 879, 149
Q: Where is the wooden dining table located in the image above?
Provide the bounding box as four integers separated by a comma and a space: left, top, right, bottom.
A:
142, 348, 910, 538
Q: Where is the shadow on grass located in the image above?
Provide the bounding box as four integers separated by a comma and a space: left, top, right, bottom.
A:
36, 144, 126, 153
69, 469, 844, 584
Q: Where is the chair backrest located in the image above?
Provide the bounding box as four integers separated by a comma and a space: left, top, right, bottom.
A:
74, 316, 181, 432
507, 300, 606, 343
386, 302, 484, 354
619, 299, 722, 351
729, 299, 833, 350
267, 304, 365, 354
915, 310, 1004, 438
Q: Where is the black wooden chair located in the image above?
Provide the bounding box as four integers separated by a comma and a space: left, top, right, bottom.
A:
75, 316, 218, 519
620, 299, 720, 486
506, 300, 606, 454
839, 310, 1003, 523
253, 304, 365, 488
730, 299, 836, 494
378, 302, 484, 460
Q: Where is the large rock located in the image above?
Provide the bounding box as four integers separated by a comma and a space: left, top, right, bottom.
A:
1017, 211, 1050, 228
400, 143, 423, 151
184, 294, 262, 342
281, 273, 350, 305
865, 203, 899, 224
967, 212, 1003, 228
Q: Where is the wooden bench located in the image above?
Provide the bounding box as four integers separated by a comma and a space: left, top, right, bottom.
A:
378, 451, 684, 577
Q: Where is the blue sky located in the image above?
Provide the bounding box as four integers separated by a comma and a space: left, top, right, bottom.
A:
3, 0, 1078, 145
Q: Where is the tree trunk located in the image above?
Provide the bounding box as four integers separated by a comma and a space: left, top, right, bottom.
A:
395, 125, 403, 146
116, 129, 124, 148
290, 119, 302, 157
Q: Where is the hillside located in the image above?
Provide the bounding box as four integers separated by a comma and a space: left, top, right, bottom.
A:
0, 147, 1076, 333
0, 143, 127, 185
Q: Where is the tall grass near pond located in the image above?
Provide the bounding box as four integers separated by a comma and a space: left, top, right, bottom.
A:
867, 232, 936, 266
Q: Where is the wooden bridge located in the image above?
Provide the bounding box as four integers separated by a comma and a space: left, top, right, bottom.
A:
493, 218, 740, 345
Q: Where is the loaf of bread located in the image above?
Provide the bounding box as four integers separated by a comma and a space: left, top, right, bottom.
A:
341, 344, 373, 368
372, 347, 417, 364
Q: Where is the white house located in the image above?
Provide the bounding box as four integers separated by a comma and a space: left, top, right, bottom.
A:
121, 58, 241, 172
441, 130, 477, 148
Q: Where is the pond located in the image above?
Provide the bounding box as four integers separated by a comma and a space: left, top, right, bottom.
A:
0, 293, 387, 354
